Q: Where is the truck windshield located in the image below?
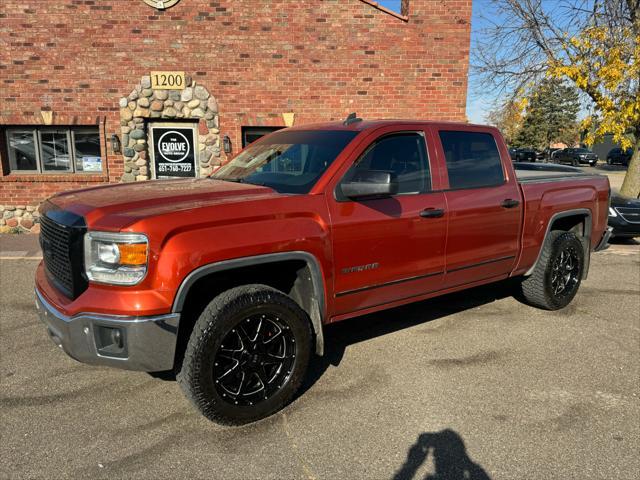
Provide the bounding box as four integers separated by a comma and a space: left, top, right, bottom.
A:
211, 130, 358, 193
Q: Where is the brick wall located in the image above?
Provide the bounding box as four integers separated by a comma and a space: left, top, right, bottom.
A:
0, 0, 471, 214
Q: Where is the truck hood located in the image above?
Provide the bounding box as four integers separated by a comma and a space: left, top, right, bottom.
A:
48, 178, 280, 230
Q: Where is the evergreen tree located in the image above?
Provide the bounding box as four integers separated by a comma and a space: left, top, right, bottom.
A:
514, 79, 580, 150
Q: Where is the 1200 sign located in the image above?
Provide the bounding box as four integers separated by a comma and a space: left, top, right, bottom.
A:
150, 71, 185, 90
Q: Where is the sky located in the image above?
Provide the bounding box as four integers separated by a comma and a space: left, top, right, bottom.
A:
466, 0, 496, 124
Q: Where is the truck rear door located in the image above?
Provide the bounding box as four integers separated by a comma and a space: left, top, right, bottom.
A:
433, 128, 522, 288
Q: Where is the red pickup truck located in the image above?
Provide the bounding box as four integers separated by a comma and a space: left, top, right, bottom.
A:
35, 117, 611, 425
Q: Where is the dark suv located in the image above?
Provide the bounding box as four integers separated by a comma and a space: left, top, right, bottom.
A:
515, 148, 537, 162
606, 148, 632, 166
555, 148, 598, 167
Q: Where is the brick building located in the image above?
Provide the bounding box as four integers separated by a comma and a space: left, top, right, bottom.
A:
0, 0, 471, 232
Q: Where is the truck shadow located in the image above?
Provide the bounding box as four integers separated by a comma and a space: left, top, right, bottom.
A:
393, 429, 491, 480
301, 279, 518, 396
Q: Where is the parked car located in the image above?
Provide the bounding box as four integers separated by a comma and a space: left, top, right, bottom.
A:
555, 147, 599, 167
550, 148, 565, 162
515, 147, 537, 162
544, 147, 561, 162
35, 117, 611, 425
606, 147, 633, 166
608, 193, 640, 238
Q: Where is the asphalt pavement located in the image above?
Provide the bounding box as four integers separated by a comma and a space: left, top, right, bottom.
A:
1, 235, 638, 479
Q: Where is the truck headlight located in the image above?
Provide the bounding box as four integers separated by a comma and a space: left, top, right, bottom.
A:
608, 207, 617, 217
84, 232, 148, 285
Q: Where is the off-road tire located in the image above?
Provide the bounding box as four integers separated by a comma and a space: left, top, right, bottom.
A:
519, 231, 584, 310
177, 284, 312, 425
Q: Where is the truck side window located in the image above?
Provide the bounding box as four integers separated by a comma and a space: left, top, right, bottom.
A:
341, 132, 431, 196
439, 131, 504, 189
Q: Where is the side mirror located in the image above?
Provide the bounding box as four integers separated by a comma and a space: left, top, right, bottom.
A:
341, 170, 398, 199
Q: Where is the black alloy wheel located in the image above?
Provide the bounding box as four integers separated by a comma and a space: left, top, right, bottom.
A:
550, 245, 581, 298
519, 231, 584, 310
213, 313, 296, 406
178, 284, 312, 425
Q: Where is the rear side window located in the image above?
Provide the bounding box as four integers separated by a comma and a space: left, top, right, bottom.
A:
439, 131, 504, 189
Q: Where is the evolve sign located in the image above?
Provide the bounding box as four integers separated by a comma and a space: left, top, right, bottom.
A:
151, 127, 196, 178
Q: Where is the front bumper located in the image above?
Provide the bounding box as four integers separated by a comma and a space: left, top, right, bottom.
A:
35, 288, 180, 372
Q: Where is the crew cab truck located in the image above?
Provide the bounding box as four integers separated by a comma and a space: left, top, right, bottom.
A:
35, 117, 611, 425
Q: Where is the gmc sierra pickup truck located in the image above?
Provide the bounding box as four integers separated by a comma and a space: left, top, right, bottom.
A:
35, 117, 611, 425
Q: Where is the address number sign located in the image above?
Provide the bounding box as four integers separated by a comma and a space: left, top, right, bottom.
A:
150, 71, 186, 90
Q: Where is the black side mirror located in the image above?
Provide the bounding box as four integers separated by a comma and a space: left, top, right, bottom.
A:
341, 170, 398, 199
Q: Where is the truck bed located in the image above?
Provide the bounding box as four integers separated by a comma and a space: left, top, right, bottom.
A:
514, 162, 603, 184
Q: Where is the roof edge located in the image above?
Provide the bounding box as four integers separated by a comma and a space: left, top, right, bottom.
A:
358, 0, 409, 22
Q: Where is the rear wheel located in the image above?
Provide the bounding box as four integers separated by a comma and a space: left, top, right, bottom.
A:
519, 231, 584, 310
178, 284, 312, 425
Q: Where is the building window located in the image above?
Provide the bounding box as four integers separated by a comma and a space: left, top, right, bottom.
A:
5, 127, 102, 174
241, 126, 284, 148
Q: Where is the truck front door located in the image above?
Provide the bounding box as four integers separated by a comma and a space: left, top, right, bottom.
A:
327, 128, 447, 317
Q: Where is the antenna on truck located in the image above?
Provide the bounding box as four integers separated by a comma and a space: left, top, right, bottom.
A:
343, 112, 363, 126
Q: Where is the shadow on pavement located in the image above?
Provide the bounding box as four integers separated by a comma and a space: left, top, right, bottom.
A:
300, 279, 518, 396
152, 279, 520, 394
393, 429, 491, 480
608, 237, 639, 245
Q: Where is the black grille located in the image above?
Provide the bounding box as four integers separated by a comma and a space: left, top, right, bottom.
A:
615, 207, 640, 224
39, 207, 87, 299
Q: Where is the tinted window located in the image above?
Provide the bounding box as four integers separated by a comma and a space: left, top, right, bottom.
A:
73, 130, 102, 172
241, 126, 284, 147
212, 130, 358, 194
40, 130, 71, 172
7, 130, 38, 171
5, 127, 101, 173
341, 133, 430, 196
439, 131, 504, 189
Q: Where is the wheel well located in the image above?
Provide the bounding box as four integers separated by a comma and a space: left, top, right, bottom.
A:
549, 214, 587, 237
173, 259, 319, 370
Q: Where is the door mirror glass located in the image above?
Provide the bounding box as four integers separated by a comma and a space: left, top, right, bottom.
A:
341, 170, 398, 199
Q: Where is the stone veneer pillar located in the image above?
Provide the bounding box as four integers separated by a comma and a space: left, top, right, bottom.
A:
119, 75, 221, 182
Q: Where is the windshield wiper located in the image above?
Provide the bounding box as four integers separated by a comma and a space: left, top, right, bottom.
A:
213, 177, 266, 187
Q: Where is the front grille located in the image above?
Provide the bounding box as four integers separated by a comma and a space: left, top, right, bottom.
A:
39, 208, 87, 299
615, 207, 640, 224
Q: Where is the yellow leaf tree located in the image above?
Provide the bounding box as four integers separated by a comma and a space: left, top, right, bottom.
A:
548, 22, 639, 197
474, 0, 640, 197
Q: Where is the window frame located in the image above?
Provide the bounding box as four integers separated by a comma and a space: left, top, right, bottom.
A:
6, 128, 40, 173
335, 130, 432, 202
5, 126, 102, 175
241, 126, 285, 148
438, 130, 506, 191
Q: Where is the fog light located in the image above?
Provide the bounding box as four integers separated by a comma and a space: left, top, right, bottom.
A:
111, 328, 123, 348
94, 326, 127, 358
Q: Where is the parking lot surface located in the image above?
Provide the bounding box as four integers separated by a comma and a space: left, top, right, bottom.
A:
1, 236, 639, 479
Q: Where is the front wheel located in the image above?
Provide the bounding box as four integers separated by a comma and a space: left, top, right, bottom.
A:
572, 158, 579, 167
178, 284, 312, 425
519, 231, 584, 310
